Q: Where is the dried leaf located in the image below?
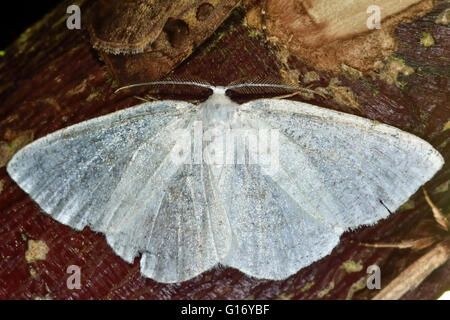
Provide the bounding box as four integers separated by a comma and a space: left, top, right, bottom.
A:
423, 188, 448, 231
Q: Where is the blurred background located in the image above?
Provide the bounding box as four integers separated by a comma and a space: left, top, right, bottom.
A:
1, 1, 61, 48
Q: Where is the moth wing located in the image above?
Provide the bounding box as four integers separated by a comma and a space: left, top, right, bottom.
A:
216, 99, 443, 280
204, 114, 340, 280
8, 101, 232, 283
7, 101, 191, 230
238, 99, 443, 228
216, 163, 341, 280
97, 122, 232, 283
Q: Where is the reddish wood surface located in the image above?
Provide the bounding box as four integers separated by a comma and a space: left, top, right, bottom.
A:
0, 0, 449, 299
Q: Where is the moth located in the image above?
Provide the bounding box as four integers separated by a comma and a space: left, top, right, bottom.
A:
7, 81, 444, 283
88, 0, 241, 84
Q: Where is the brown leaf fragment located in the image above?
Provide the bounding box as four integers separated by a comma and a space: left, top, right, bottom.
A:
359, 236, 438, 250
423, 188, 449, 231
89, 0, 176, 54
88, 0, 241, 84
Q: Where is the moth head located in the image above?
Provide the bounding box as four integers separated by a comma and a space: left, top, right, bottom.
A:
212, 86, 227, 96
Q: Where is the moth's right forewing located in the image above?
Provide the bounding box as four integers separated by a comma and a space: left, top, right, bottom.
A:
7, 99, 232, 283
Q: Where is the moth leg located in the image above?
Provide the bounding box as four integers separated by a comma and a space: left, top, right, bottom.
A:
133, 95, 158, 103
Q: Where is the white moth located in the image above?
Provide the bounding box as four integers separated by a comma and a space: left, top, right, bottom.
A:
7, 81, 444, 283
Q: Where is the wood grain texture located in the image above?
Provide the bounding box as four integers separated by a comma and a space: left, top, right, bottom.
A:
304, 0, 423, 44
0, 0, 449, 299
249, 0, 436, 71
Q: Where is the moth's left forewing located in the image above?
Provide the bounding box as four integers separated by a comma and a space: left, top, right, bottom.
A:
238, 98, 444, 229
217, 97, 443, 279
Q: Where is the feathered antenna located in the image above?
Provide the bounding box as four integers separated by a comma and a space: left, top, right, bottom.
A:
114, 76, 322, 98
225, 77, 318, 96
114, 79, 215, 94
